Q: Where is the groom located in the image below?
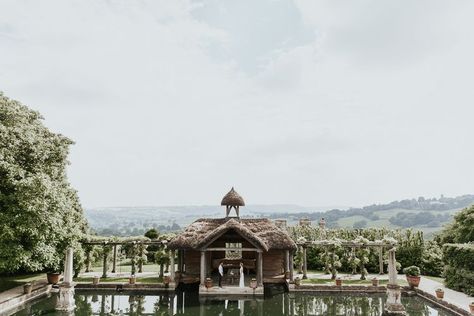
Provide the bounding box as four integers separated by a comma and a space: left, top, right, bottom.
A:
218, 261, 224, 288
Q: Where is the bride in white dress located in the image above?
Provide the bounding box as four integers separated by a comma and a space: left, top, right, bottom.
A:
239, 262, 244, 288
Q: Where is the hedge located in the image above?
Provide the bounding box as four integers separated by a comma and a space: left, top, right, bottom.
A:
442, 243, 474, 295
443, 243, 474, 270
443, 265, 474, 296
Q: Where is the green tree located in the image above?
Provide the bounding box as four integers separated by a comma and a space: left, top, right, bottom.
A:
437, 205, 474, 243
0, 93, 87, 273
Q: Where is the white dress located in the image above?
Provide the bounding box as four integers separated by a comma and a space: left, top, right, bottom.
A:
239, 266, 244, 288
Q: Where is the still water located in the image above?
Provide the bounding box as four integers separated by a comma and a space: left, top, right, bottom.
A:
12, 291, 453, 316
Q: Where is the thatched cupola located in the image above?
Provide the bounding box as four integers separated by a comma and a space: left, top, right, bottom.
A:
221, 187, 245, 218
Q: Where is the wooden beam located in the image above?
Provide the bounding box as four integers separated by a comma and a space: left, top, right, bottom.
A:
170, 250, 175, 281
204, 247, 260, 252
379, 246, 384, 275
257, 252, 263, 286
112, 245, 117, 273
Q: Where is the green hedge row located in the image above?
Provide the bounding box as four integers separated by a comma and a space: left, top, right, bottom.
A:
444, 265, 474, 296
443, 243, 474, 270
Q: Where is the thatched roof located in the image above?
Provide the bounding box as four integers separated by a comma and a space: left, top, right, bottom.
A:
168, 218, 296, 251
221, 187, 245, 206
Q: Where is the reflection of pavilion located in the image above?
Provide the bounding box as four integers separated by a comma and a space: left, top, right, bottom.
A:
168, 188, 297, 295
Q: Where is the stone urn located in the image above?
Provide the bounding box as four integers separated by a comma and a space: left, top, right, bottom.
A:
435, 288, 444, 299
469, 302, 474, 314
129, 275, 136, 284
92, 276, 100, 285
163, 276, 171, 286
371, 277, 379, 287
335, 277, 342, 286
23, 283, 33, 294
47, 272, 61, 285
205, 277, 213, 290
250, 278, 258, 289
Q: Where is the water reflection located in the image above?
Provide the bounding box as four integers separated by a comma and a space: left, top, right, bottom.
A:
14, 291, 454, 316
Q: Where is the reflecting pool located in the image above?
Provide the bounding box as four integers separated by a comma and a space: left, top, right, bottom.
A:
12, 291, 454, 315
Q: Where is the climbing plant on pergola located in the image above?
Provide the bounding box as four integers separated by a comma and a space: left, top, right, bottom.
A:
81, 236, 172, 278
295, 236, 398, 280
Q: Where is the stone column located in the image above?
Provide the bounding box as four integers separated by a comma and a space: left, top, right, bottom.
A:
200, 251, 206, 286
102, 246, 108, 278
379, 247, 384, 274
112, 245, 117, 273
302, 247, 308, 279
56, 247, 75, 312
63, 247, 74, 285
384, 248, 405, 315
170, 250, 175, 281
289, 251, 294, 281
284, 250, 290, 278
257, 251, 263, 287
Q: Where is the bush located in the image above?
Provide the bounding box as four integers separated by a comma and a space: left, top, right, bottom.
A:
403, 265, 420, 276
443, 243, 474, 271
442, 243, 474, 296
421, 241, 443, 276
444, 265, 474, 296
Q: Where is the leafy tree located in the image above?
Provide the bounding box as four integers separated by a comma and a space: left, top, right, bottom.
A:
437, 205, 474, 243
145, 228, 159, 240
0, 93, 87, 273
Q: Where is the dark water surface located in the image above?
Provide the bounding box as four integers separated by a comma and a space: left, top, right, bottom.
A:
12, 290, 453, 315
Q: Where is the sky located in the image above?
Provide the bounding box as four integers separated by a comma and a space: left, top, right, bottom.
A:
1, 0, 474, 209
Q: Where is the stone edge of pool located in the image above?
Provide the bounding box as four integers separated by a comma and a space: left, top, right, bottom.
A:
0, 283, 471, 316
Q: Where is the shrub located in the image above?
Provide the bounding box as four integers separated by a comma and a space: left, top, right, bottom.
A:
421, 241, 443, 276
444, 265, 474, 296
443, 243, 474, 271
403, 265, 420, 276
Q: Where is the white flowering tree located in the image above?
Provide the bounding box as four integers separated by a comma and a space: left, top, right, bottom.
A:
0, 93, 87, 273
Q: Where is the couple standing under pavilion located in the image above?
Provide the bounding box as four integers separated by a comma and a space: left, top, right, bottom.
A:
218, 262, 245, 288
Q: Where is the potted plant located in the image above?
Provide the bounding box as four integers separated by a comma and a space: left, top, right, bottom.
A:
129, 275, 136, 284
403, 266, 421, 288
163, 275, 171, 286
335, 277, 342, 286
250, 278, 257, 289
23, 283, 33, 294
92, 276, 100, 285
294, 277, 301, 287
46, 261, 61, 285
469, 301, 474, 313
435, 288, 444, 299
371, 277, 379, 287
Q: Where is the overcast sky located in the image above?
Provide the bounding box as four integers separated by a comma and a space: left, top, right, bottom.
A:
1, 0, 474, 209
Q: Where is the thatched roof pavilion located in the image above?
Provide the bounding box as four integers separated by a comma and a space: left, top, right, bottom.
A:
168, 188, 297, 288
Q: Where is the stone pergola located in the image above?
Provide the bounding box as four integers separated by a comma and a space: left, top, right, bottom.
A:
296, 239, 405, 315
82, 239, 172, 279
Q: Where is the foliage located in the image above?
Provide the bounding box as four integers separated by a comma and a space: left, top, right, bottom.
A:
420, 241, 443, 276
0, 93, 87, 273
443, 243, 474, 271
145, 228, 159, 240
444, 265, 474, 296
437, 205, 474, 244
389, 212, 450, 228
403, 265, 420, 277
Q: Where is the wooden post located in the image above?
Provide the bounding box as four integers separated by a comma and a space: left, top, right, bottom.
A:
257, 251, 263, 286
138, 245, 144, 273
285, 250, 290, 277
289, 251, 294, 281
378, 246, 384, 274
112, 245, 117, 273
170, 250, 175, 281
302, 246, 308, 279
102, 246, 108, 278
177, 250, 182, 272
200, 251, 206, 286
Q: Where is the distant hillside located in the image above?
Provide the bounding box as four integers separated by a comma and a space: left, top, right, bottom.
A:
267, 194, 474, 238
85, 194, 474, 238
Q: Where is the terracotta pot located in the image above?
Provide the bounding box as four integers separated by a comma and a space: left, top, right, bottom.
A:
129, 276, 136, 284
23, 283, 33, 294
372, 278, 379, 287
92, 276, 100, 285
164, 276, 171, 285
250, 278, 258, 289
406, 275, 420, 288
435, 290, 444, 299
47, 273, 61, 285
205, 277, 213, 289
335, 278, 342, 286
294, 278, 301, 287
469, 303, 474, 314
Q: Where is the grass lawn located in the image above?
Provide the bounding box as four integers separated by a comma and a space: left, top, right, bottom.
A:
87, 263, 159, 274
0, 273, 46, 292
302, 278, 389, 285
